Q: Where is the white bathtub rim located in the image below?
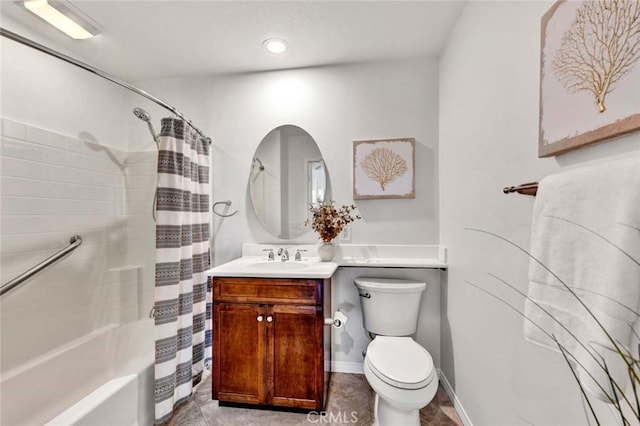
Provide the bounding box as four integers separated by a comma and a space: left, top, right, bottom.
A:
45, 374, 138, 426
1, 319, 154, 426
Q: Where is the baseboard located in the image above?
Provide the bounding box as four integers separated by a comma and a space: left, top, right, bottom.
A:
331, 361, 364, 375
438, 369, 473, 426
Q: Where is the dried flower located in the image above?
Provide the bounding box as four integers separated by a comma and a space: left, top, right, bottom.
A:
305, 201, 361, 242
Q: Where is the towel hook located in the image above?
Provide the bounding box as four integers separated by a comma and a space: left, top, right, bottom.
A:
213, 200, 239, 217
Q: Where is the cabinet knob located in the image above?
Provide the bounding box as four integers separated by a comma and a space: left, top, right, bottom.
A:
257, 315, 263, 322
266, 316, 273, 323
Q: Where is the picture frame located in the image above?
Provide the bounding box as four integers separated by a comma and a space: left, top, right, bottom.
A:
539, 0, 640, 157
353, 138, 415, 200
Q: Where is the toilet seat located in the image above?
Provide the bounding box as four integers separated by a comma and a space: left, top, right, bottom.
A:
365, 336, 435, 390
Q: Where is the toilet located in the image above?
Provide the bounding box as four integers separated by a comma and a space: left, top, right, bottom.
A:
354, 277, 438, 426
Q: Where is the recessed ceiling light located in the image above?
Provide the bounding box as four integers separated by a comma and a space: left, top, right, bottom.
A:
263, 38, 288, 54
22, 0, 99, 40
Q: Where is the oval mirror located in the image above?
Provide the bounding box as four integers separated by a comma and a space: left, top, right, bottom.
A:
249, 125, 330, 239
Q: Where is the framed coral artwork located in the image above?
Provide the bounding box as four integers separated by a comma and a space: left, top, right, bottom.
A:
539, 0, 640, 157
353, 138, 415, 200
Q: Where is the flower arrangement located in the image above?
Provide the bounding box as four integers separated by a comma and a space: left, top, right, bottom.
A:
305, 201, 361, 242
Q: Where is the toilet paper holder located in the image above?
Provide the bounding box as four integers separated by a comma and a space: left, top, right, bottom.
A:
324, 310, 348, 328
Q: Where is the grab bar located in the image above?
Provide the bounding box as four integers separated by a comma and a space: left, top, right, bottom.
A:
0, 235, 83, 296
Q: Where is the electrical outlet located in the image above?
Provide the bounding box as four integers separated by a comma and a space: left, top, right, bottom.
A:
340, 226, 351, 242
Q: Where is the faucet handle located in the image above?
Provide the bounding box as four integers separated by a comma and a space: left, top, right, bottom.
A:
295, 249, 307, 261
262, 248, 274, 261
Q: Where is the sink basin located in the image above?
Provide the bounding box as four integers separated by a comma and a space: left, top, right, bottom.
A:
206, 253, 338, 279
247, 261, 311, 271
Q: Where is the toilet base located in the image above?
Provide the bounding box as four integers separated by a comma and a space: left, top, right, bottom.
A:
364, 353, 437, 426
373, 394, 420, 426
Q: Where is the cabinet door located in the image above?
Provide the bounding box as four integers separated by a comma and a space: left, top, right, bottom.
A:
213, 303, 266, 404
267, 305, 323, 409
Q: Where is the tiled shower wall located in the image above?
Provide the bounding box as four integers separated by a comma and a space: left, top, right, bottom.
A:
122, 150, 158, 325
0, 118, 157, 372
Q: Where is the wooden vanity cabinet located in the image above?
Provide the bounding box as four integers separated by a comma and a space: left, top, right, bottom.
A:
212, 277, 330, 410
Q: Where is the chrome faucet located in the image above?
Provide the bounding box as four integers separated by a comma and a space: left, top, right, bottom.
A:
277, 248, 289, 262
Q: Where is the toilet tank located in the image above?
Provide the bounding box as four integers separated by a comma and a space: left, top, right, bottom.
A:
354, 277, 427, 336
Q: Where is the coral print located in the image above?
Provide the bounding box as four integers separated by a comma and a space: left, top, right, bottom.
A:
539, 0, 640, 157
353, 138, 415, 199
552, 0, 640, 113
360, 147, 408, 191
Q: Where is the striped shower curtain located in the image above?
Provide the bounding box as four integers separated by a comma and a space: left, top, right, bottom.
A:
153, 118, 212, 424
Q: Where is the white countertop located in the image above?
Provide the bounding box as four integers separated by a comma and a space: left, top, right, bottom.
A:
206, 255, 338, 279
338, 257, 447, 268
205, 243, 447, 279
334, 244, 447, 269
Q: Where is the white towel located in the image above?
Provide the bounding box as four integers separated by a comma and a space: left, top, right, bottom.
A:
525, 156, 640, 402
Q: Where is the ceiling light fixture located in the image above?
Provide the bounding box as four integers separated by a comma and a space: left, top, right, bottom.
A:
263, 38, 288, 54
22, 0, 99, 40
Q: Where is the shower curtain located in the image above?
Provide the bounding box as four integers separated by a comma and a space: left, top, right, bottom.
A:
153, 118, 212, 424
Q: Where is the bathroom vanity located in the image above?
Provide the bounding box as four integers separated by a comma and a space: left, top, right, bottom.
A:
207, 243, 447, 412
209, 255, 336, 410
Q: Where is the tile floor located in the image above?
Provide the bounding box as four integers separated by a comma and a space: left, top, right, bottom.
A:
168, 372, 463, 426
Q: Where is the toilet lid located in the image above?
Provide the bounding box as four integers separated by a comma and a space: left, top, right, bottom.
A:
366, 336, 434, 390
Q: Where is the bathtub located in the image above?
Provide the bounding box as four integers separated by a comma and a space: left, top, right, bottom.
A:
1, 319, 154, 426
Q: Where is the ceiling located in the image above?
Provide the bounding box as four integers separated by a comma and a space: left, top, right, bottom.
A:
1, 1, 466, 82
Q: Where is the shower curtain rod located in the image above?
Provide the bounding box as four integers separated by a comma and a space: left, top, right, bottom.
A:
0, 27, 212, 144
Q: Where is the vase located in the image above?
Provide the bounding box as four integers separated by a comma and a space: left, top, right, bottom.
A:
318, 241, 335, 262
